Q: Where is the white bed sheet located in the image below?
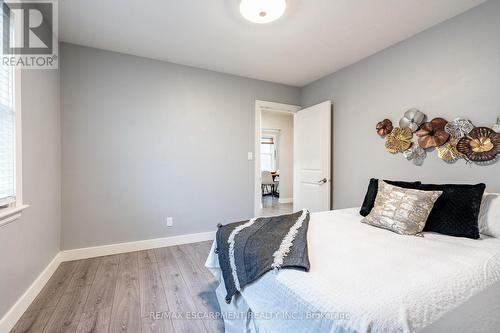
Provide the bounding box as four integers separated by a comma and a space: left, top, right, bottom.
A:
206, 208, 500, 333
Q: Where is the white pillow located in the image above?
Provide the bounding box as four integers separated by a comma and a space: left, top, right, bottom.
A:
479, 192, 500, 238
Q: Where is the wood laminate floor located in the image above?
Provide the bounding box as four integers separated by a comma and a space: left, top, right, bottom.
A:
11, 241, 224, 333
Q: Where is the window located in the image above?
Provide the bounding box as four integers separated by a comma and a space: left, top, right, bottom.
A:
260, 131, 280, 172
260, 137, 276, 171
0, 42, 15, 207
0, 5, 27, 226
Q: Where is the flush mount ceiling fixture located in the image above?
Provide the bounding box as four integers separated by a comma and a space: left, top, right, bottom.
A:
240, 0, 286, 24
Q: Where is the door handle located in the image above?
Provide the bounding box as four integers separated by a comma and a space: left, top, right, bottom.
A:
318, 178, 327, 185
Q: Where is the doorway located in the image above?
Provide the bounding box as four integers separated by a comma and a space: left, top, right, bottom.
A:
254, 100, 333, 216
254, 101, 301, 216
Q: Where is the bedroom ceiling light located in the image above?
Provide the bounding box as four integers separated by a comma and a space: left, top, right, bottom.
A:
240, 0, 286, 24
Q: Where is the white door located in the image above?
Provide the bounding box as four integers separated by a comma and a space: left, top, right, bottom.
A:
293, 101, 331, 212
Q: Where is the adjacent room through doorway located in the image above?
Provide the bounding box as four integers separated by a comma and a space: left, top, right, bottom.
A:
255, 101, 301, 216
260, 112, 294, 216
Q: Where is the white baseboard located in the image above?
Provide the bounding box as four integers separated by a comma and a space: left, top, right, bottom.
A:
279, 198, 293, 204
0, 230, 216, 332
59, 231, 216, 262
0, 253, 63, 333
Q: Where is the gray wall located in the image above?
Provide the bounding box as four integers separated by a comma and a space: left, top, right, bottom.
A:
301, 0, 500, 209
61, 43, 300, 250
0, 68, 61, 317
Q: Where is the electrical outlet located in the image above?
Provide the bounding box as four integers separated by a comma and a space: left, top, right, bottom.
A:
166, 217, 173, 227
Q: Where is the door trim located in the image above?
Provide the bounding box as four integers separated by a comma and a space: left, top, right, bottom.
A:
254, 100, 301, 216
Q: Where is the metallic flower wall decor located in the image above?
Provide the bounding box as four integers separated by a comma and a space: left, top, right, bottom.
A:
376, 119, 393, 137
445, 118, 474, 139
385, 127, 413, 154
399, 109, 426, 132
403, 145, 427, 166
377, 111, 498, 165
457, 127, 500, 162
436, 139, 464, 163
416, 118, 450, 149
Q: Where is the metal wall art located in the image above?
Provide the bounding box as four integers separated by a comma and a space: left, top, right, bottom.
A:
403, 145, 427, 166
376, 110, 499, 165
376, 119, 393, 137
416, 118, 450, 149
436, 139, 463, 162
445, 118, 474, 139
457, 127, 500, 162
399, 109, 425, 132
385, 127, 413, 153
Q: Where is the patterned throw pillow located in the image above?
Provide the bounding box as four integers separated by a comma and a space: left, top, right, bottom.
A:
361, 180, 443, 236
359, 178, 422, 216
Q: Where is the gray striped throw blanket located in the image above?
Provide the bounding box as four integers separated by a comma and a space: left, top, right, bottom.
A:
215, 209, 310, 304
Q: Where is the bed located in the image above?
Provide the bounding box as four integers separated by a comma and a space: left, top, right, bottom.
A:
205, 207, 500, 333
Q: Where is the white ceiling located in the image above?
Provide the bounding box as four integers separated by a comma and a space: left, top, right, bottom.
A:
59, 0, 486, 87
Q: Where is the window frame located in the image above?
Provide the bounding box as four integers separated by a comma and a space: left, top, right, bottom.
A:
0, 5, 29, 226
260, 129, 280, 172
260, 140, 276, 171
0, 64, 28, 227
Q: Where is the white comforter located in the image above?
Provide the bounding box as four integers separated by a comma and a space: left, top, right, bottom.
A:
206, 208, 500, 333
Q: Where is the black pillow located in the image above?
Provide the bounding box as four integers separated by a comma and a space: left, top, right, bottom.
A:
359, 178, 422, 217
408, 183, 486, 239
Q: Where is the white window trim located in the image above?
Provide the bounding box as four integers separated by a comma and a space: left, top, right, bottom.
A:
0, 67, 29, 227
